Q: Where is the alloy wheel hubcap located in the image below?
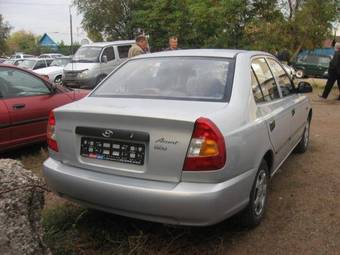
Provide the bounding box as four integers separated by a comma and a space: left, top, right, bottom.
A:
254, 170, 267, 216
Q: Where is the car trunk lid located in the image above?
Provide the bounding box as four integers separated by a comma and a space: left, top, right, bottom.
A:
54, 97, 226, 183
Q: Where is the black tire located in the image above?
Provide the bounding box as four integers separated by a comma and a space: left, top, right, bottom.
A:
295, 69, 305, 79
240, 160, 269, 228
294, 119, 311, 154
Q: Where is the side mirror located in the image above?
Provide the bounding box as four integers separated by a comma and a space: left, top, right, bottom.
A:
101, 55, 108, 63
297, 81, 313, 93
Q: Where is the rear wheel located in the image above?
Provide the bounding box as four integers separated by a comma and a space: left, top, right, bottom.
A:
240, 160, 269, 228
294, 119, 310, 153
295, 69, 305, 78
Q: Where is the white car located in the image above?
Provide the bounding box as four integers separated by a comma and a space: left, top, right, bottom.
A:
35, 57, 71, 84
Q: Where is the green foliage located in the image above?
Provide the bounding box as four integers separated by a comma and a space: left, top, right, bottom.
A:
7, 30, 37, 54
0, 14, 11, 56
73, 0, 137, 41
74, 0, 339, 55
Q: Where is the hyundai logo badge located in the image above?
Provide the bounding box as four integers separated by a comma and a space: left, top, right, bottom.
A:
102, 130, 114, 138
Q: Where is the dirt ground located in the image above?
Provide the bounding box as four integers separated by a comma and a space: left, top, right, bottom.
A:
3, 88, 340, 255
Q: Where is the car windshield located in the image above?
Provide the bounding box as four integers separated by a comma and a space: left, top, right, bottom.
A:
18, 59, 36, 69
72, 47, 102, 63
50, 58, 71, 67
92, 57, 232, 102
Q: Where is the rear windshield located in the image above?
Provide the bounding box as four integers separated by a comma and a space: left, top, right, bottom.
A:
91, 57, 233, 102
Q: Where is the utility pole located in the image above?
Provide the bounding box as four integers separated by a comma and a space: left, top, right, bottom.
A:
69, 6, 73, 55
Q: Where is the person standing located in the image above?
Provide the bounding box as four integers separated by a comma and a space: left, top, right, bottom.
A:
320, 42, 340, 100
128, 35, 148, 58
165, 36, 179, 51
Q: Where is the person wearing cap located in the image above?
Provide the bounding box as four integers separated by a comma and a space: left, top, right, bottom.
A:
320, 42, 340, 100
128, 35, 148, 58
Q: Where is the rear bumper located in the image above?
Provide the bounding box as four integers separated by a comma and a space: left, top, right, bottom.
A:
43, 158, 256, 226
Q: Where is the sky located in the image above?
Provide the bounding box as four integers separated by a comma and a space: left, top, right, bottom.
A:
0, 0, 86, 44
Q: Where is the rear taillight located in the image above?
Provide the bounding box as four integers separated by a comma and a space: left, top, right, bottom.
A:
183, 117, 226, 171
47, 111, 59, 152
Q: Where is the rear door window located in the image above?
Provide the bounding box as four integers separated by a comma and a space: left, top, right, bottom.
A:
267, 58, 295, 97
251, 68, 265, 103
251, 58, 280, 101
118, 45, 132, 59
34, 60, 46, 70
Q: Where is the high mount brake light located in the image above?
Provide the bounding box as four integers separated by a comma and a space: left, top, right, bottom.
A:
47, 111, 59, 152
183, 117, 226, 171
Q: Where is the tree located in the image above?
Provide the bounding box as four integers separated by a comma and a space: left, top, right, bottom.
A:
73, 0, 137, 41
0, 14, 11, 56
74, 0, 339, 56
7, 30, 37, 54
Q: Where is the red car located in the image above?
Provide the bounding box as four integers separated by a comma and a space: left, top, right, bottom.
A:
0, 64, 88, 152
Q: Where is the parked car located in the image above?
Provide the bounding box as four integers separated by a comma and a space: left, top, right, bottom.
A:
3, 59, 26, 66
10, 53, 34, 59
292, 54, 331, 78
63, 40, 134, 89
43, 50, 313, 227
0, 64, 88, 153
18, 58, 53, 70
39, 53, 64, 59
0, 58, 7, 63
35, 57, 72, 85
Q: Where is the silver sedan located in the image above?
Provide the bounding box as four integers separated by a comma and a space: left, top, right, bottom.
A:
43, 49, 313, 227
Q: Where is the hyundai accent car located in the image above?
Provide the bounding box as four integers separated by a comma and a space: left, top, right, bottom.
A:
0, 64, 88, 152
43, 50, 312, 227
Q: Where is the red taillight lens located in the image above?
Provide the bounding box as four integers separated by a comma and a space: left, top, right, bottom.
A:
47, 111, 59, 152
183, 117, 226, 171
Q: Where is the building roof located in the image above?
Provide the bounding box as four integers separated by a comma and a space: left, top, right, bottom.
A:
38, 33, 58, 49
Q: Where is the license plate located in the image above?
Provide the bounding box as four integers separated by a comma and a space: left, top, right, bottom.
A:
80, 137, 145, 165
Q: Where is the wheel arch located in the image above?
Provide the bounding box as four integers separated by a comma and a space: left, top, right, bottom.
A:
263, 150, 274, 175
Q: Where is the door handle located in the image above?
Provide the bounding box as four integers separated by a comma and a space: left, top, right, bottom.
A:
291, 108, 295, 116
12, 103, 26, 110
269, 120, 276, 132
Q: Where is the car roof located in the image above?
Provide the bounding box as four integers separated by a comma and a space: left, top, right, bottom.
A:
23, 57, 53, 61
82, 40, 135, 47
133, 49, 273, 59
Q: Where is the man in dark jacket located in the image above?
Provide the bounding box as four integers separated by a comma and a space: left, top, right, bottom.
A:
165, 36, 179, 51
320, 42, 340, 100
